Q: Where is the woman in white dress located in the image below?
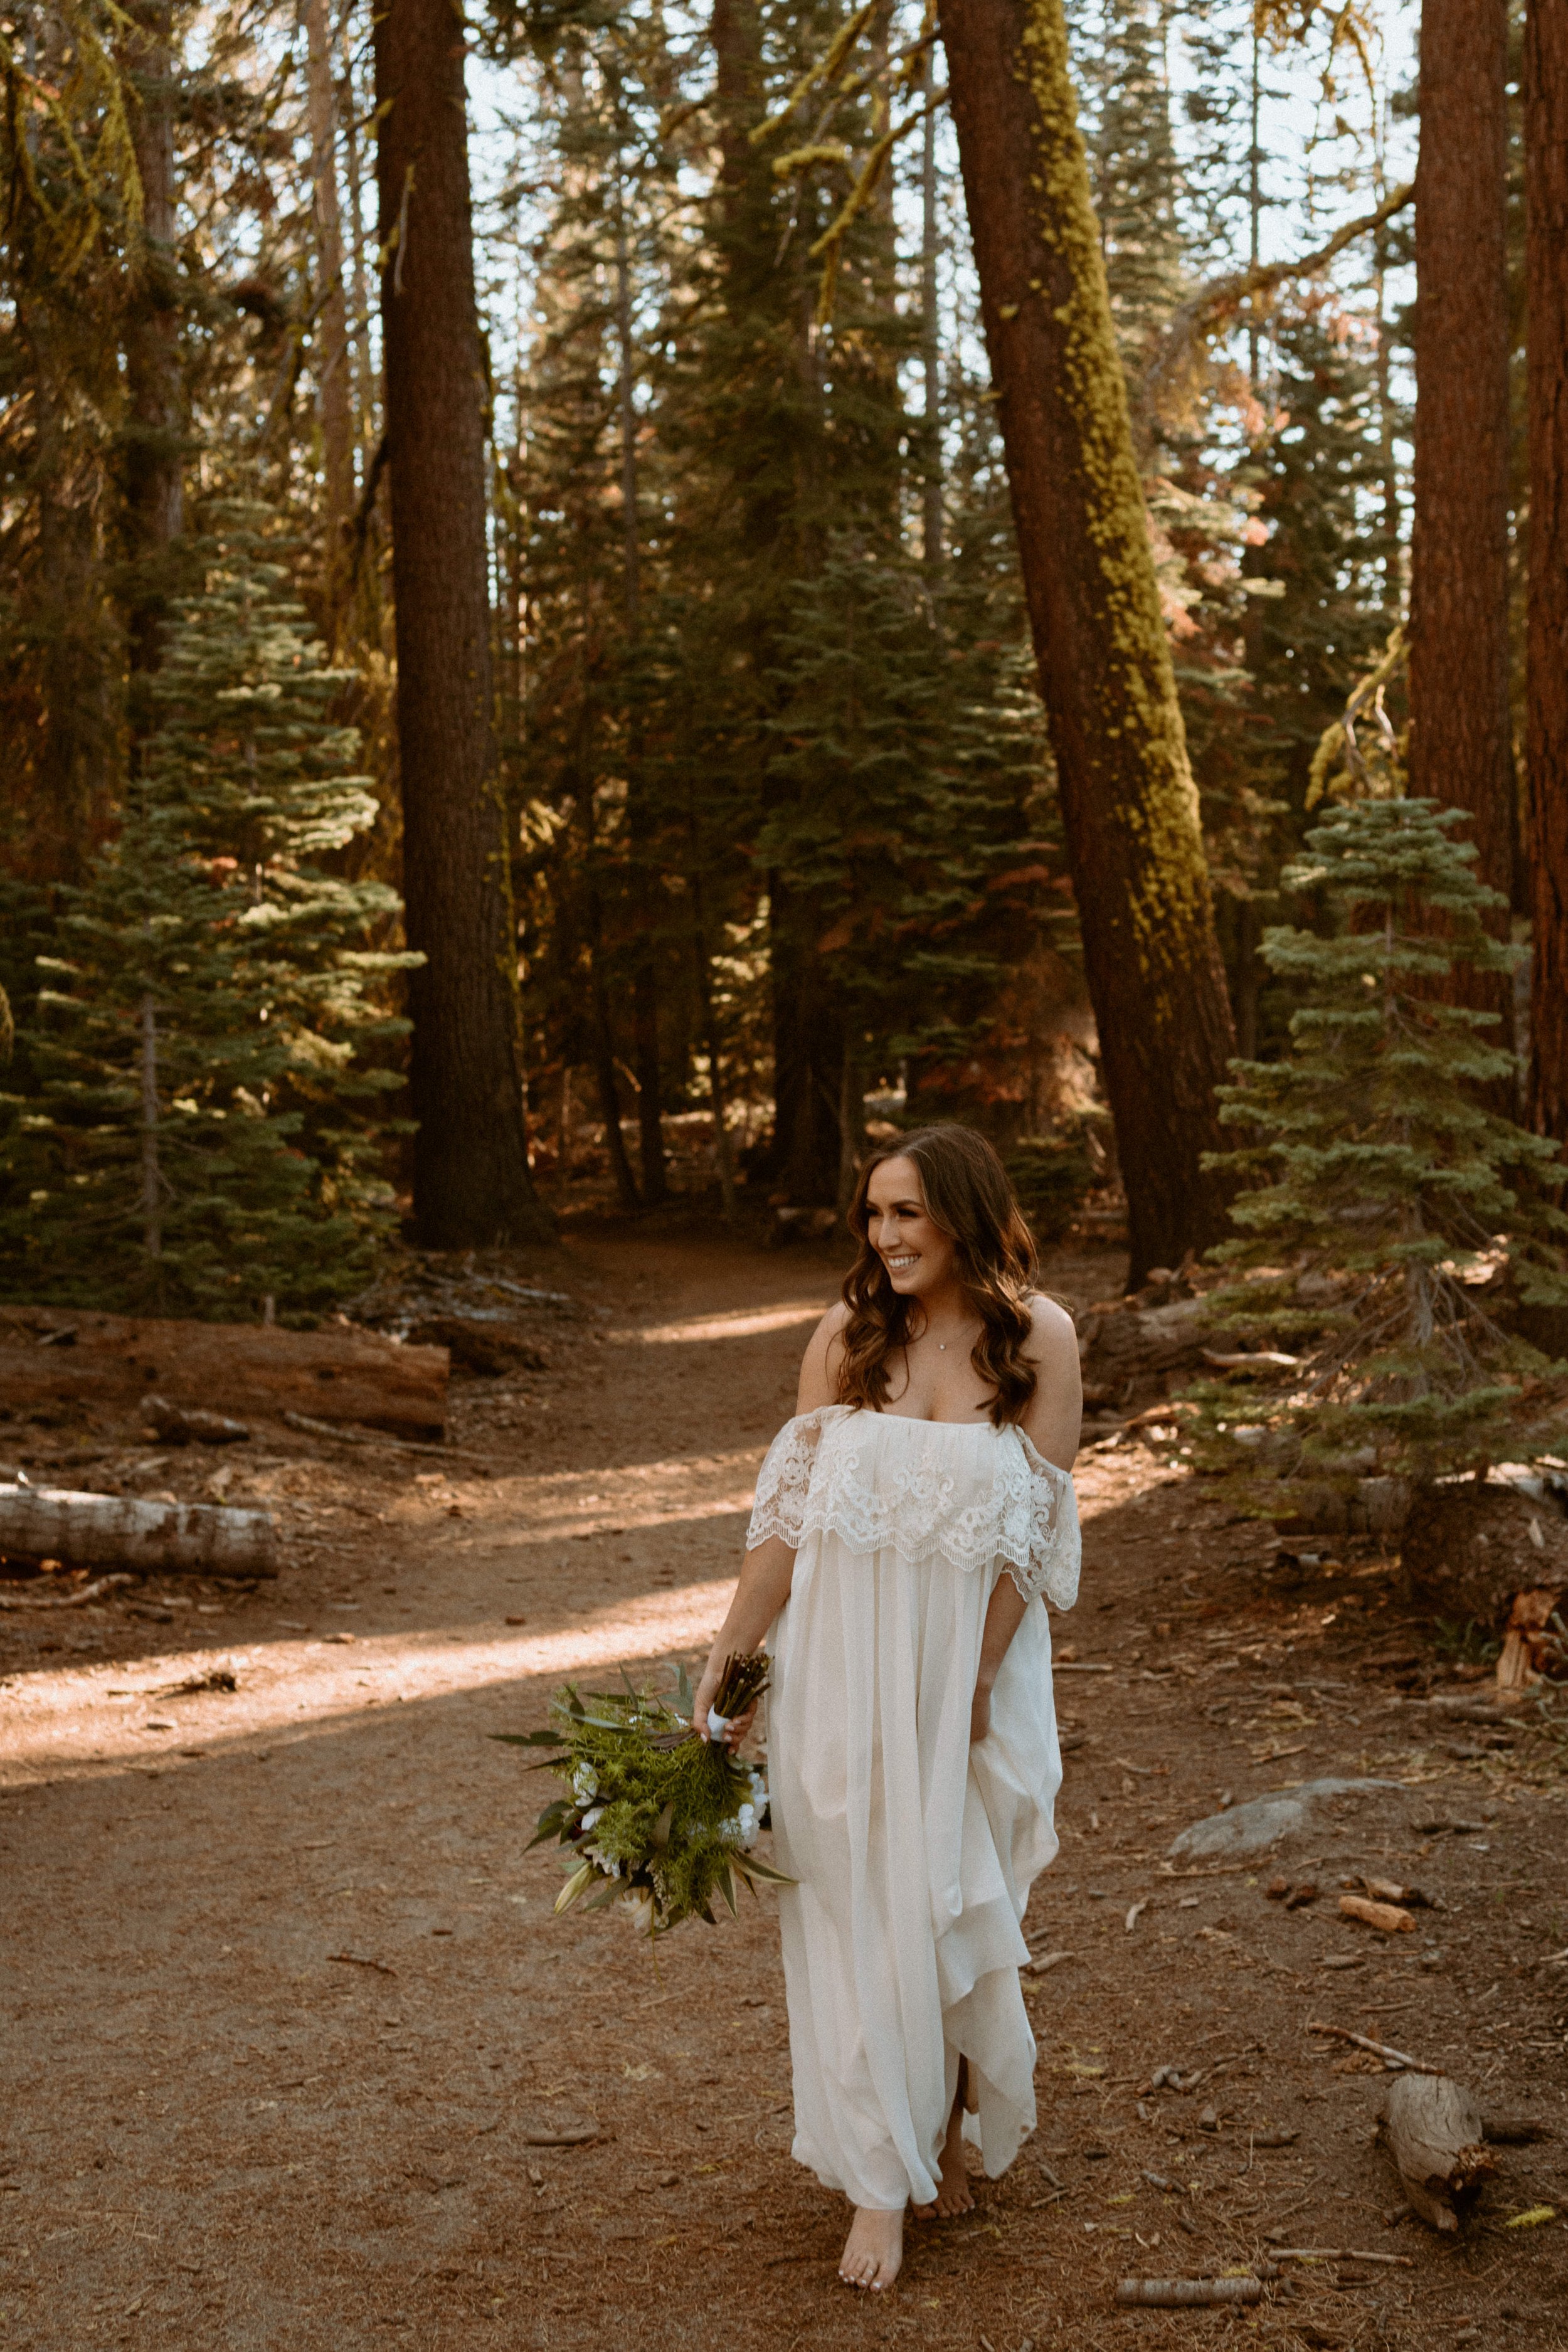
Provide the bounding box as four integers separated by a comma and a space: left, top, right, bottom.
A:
690, 1124, 1082, 2294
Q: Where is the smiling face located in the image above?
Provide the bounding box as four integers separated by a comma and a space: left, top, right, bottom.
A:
864, 1155, 959, 1301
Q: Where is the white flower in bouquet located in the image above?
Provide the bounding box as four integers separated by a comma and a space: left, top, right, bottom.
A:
580, 1805, 604, 1831
622, 1887, 657, 1935
573, 1764, 599, 1803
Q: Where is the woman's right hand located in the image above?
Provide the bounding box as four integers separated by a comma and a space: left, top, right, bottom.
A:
689, 1658, 758, 1751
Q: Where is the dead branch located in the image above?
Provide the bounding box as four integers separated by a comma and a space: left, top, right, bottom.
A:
1115, 2279, 1264, 2308
1308, 2022, 1438, 2073
0, 1570, 134, 1611
1146, 179, 1415, 418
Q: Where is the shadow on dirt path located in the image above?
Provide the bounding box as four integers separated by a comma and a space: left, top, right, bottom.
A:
3, 1230, 1567, 2349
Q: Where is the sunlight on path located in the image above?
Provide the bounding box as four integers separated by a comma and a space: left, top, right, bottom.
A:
0, 1576, 737, 1789
607, 1301, 824, 1345
463, 1446, 765, 1545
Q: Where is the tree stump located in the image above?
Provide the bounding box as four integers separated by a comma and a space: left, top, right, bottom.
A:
1377, 2074, 1495, 2231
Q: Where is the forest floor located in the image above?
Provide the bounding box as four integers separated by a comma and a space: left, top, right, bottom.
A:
3, 1224, 1568, 2352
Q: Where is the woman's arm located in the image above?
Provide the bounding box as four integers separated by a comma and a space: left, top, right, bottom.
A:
1020, 1295, 1083, 1471
972, 1297, 1082, 1740
687, 1533, 797, 1742
689, 1302, 848, 1743
970, 1575, 1027, 1742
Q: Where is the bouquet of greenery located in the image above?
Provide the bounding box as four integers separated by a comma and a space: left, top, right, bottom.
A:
495, 1652, 792, 1937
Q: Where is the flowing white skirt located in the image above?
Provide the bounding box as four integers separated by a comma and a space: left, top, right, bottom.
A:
766, 1534, 1061, 2212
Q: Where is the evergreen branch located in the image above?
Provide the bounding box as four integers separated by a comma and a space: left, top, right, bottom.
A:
1146, 179, 1414, 421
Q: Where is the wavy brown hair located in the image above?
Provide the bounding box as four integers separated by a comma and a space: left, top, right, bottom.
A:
837, 1124, 1041, 1428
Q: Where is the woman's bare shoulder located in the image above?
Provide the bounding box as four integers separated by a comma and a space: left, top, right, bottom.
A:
1023, 1293, 1078, 1361
1020, 1292, 1082, 1469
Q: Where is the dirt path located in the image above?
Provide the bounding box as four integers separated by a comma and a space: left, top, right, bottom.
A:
3, 1231, 1567, 2350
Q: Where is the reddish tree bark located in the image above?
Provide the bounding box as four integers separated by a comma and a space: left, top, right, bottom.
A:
937, 0, 1236, 1279
120, 0, 184, 681
374, 0, 551, 1246
1526, 0, 1568, 1146
1407, 0, 1515, 1037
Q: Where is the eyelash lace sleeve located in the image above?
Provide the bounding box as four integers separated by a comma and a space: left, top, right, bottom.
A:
745, 1407, 1081, 1612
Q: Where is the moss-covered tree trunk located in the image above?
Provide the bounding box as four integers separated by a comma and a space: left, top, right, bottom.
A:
938, 0, 1236, 1279
374, 0, 551, 1246
1408, 0, 1515, 1047
1526, 0, 1568, 1147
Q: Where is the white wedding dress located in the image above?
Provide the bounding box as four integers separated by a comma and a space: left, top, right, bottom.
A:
747, 1404, 1081, 2213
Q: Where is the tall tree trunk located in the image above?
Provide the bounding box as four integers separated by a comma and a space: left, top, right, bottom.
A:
304, 0, 355, 637
920, 42, 944, 568
120, 0, 184, 684
687, 845, 738, 1219
1407, 0, 1514, 1041
29, 322, 112, 881
938, 0, 1237, 1281
586, 885, 642, 1214
1525, 0, 1568, 1145
615, 184, 667, 1205
374, 0, 551, 1246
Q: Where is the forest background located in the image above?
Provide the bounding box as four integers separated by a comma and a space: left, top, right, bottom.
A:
1, 0, 1565, 1328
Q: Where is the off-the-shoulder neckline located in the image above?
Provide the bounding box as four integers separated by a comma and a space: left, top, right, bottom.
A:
788, 1404, 1073, 1480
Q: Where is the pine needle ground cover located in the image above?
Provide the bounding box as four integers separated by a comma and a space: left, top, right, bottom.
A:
495, 1656, 791, 1937
1187, 797, 1568, 1510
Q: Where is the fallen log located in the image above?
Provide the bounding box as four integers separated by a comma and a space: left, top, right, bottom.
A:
1376, 2072, 1495, 2232
1077, 1296, 1217, 1389
0, 1485, 276, 1579
0, 1305, 447, 1440
1402, 1481, 1568, 1630
405, 1315, 548, 1375
1114, 2279, 1263, 2309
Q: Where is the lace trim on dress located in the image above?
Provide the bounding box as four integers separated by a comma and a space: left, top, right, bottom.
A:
746, 1405, 1081, 1611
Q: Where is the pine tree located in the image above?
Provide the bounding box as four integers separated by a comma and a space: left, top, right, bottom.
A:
758, 536, 1051, 1192
0, 512, 413, 1318
1192, 798, 1568, 1502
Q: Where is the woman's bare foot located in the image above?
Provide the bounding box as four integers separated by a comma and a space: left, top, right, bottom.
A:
914, 2095, 975, 2218
839, 2205, 903, 2291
